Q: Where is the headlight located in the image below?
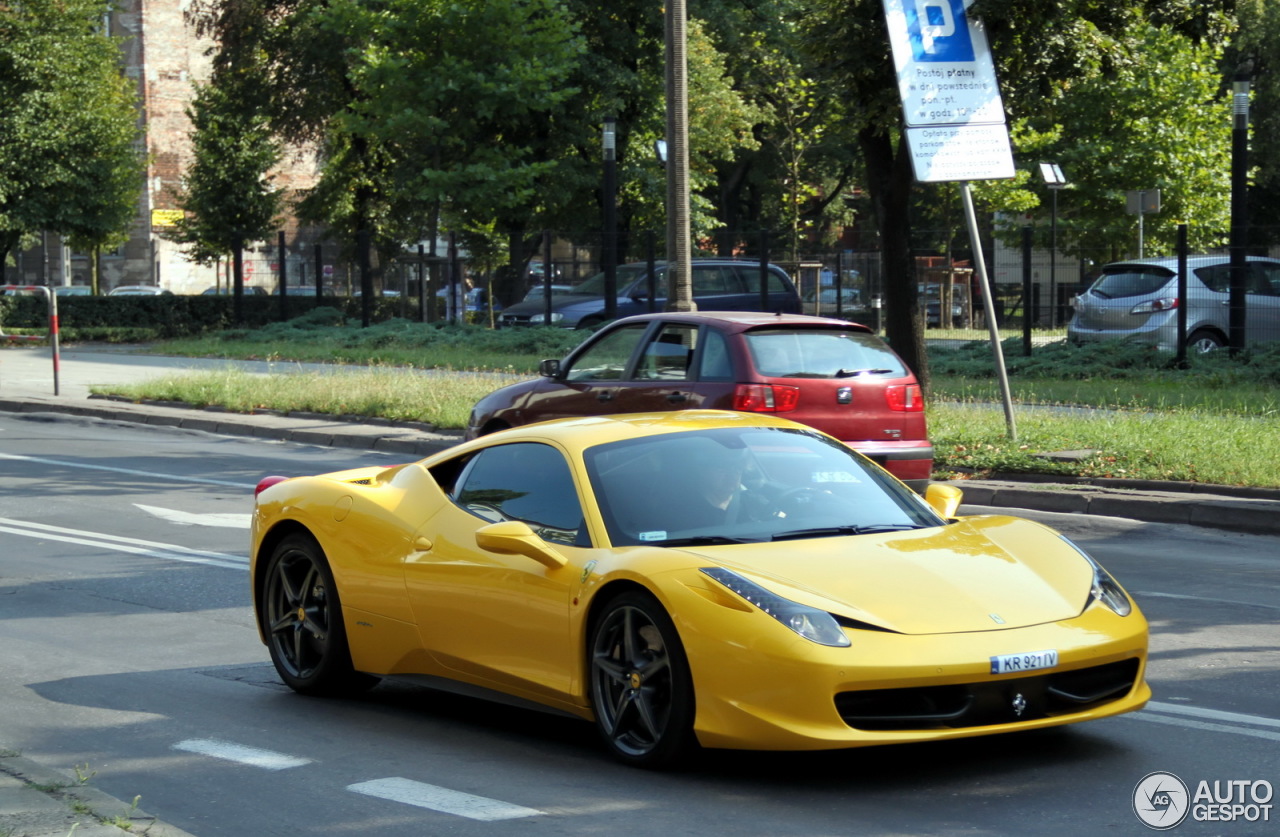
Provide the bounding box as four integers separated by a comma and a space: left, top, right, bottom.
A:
1060, 536, 1132, 616
529, 312, 564, 324
701, 567, 851, 647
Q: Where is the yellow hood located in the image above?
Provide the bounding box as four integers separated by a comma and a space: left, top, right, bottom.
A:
690, 516, 1094, 635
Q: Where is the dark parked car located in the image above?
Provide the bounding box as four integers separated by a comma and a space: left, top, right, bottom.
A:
1069, 255, 1280, 352
498, 260, 801, 329
468, 311, 932, 491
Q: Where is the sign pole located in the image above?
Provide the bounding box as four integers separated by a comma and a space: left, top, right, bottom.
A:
961, 181, 1016, 440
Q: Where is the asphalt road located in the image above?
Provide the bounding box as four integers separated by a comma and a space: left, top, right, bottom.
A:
1, 413, 1277, 836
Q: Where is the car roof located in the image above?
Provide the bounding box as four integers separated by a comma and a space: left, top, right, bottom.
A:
458, 409, 807, 452
1103, 255, 1280, 271
604, 310, 874, 333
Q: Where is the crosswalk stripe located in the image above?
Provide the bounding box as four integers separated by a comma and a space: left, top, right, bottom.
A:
348, 777, 544, 821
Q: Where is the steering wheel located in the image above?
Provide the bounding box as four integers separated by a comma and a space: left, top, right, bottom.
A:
775, 486, 832, 514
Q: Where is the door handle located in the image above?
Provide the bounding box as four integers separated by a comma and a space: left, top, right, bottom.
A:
597, 390, 614, 402
666, 392, 688, 404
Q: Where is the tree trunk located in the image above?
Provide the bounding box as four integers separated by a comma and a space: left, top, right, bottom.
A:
859, 127, 929, 392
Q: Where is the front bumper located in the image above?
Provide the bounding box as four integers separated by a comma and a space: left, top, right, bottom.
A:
670, 584, 1149, 751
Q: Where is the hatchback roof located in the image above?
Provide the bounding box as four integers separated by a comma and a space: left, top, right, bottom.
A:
1102, 255, 1280, 271
607, 310, 873, 332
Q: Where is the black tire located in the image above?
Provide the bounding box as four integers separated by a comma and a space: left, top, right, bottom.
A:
262, 533, 379, 696
1187, 329, 1225, 354
589, 591, 696, 768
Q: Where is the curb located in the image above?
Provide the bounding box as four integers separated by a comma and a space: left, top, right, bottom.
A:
0, 749, 199, 837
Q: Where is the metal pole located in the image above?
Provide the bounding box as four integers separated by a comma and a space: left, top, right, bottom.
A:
664, 0, 692, 311
758, 230, 769, 312
646, 231, 658, 311
314, 243, 323, 301
1021, 225, 1032, 356
1048, 188, 1058, 328
277, 230, 288, 321
358, 229, 372, 328
1176, 223, 1189, 367
417, 244, 426, 322
542, 231, 553, 324
602, 116, 617, 321
1229, 69, 1251, 355
961, 182, 1017, 440
835, 252, 844, 319
1137, 191, 1145, 259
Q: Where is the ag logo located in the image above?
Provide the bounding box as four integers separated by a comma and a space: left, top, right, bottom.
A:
1134, 772, 1190, 830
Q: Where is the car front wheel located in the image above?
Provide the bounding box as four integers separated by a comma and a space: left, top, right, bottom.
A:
589, 591, 696, 768
262, 533, 379, 696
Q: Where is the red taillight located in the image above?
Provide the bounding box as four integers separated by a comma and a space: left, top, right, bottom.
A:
255, 475, 291, 497
885, 384, 924, 412
732, 383, 800, 412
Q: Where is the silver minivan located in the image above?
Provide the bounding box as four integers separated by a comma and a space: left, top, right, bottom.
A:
1068, 255, 1280, 352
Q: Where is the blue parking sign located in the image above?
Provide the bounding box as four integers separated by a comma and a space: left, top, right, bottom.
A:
905, 0, 975, 62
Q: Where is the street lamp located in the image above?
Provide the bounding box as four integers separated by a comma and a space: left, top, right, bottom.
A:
1039, 162, 1067, 328
602, 116, 617, 321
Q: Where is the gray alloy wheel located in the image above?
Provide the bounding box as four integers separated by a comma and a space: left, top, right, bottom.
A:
1187, 329, 1225, 354
263, 533, 378, 696
589, 591, 696, 768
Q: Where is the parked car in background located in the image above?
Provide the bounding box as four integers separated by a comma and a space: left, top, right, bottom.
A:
802, 286, 863, 317
108, 285, 171, 296
437, 286, 501, 313
468, 311, 932, 491
55, 286, 93, 296
499, 260, 801, 329
920, 284, 970, 328
521, 283, 575, 302
1068, 255, 1280, 353
201, 286, 269, 296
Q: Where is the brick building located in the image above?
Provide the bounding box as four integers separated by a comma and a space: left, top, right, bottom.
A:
4, 0, 321, 293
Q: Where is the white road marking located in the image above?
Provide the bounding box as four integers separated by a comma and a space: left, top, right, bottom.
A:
173, 739, 311, 770
1145, 700, 1280, 730
0, 516, 247, 570
0, 451, 251, 488
1130, 701, 1280, 742
134, 503, 251, 529
348, 778, 544, 821
1134, 590, 1280, 611
1128, 712, 1280, 743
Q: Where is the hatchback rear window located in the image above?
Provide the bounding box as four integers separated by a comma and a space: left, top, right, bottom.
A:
744, 329, 906, 378
1088, 267, 1174, 299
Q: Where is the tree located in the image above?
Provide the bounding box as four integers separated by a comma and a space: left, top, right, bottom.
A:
0, 0, 144, 274
167, 76, 283, 318
802, 0, 1234, 389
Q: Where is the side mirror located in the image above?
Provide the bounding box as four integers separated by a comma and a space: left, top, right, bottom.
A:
538, 358, 562, 378
924, 483, 963, 520
475, 520, 568, 569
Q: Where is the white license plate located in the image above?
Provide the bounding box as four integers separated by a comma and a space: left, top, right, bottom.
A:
989, 649, 1058, 675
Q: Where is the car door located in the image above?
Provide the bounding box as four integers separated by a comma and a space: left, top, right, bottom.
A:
609, 321, 710, 413
403, 442, 588, 701
523, 322, 651, 420
1247, 262, 1280, 345
688, 264, 746, 311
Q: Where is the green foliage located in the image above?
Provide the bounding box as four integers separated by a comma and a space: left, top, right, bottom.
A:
167, 76, 284, 262
0, 0, 145, 262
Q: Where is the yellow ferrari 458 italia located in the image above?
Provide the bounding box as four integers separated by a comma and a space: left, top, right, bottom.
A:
250, 410, 1149, 768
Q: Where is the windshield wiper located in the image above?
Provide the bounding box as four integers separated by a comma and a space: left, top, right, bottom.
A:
835, 368, 895, 378
660, 535, 759, 547
770, 524, 922, 541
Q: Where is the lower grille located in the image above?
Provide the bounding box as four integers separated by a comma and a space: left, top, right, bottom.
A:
834, 658, 1140, 731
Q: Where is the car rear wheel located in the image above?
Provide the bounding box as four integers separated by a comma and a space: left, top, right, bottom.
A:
1187, 329, 1225, 354
263, 534, 379, 696
589, 591, 696, 768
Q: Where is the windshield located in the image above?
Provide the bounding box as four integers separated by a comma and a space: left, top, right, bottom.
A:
585, 426, 940, 547
1089, 267, 1175, 299
570, 264, 656, 296
744, 329, 906, 378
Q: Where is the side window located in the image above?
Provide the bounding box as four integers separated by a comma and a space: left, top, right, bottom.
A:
691, 266, 740, 296
1249, 264, 1280, 296
636, 324, 697, 381
454, 443, 585, 546
695, 328, 734, 381
738, 266, 788, 294
1195, 265, 1230, 293
564, 324, 648, 382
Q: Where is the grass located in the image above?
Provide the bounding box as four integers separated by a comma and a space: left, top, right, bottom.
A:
88, 316, 1280, 488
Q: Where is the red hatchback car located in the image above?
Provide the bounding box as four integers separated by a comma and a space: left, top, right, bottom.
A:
466, 312, 933, 491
